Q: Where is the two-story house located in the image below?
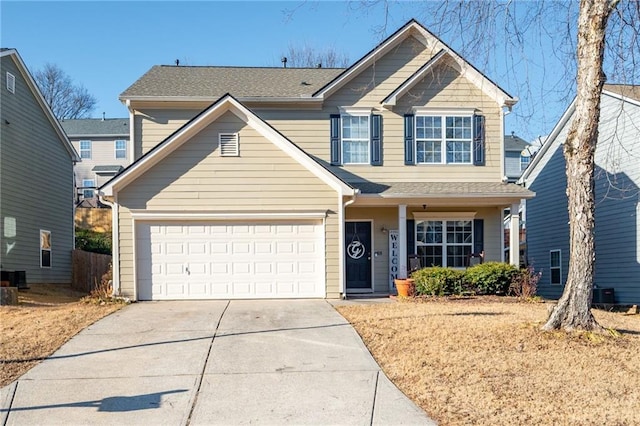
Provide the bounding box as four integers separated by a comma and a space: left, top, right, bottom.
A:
61, 117, 130, 202
520, 84, 640, 304
101, 20, 534, 301
1, 48, 80, 285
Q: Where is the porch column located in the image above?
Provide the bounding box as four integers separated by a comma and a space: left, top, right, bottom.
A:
509, 202, 520, 266
398, 205, 407, 278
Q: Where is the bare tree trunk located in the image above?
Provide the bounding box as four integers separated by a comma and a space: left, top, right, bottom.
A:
542, 0, 617, 332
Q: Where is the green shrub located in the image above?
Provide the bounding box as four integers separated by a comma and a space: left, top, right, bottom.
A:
464, 262, 519, 295
75, 228, 112, 255
412, 267, 465, 296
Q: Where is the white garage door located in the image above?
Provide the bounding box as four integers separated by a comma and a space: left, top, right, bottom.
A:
136, 221, 325, 300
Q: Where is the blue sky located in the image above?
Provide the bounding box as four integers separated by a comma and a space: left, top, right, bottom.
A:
1, 1, 572, 141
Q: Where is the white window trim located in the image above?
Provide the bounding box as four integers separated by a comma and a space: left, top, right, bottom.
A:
115, 140, 127, 159
40, 229, 51, 268
340, 110, 371, 165
79, 140, 92, 159
550, 249, 562, 285
415, 113, 473, 165
219, 133, 239, 157
414, 217, 474, 268
6, 72, 15, 93
520, 154, 531, 171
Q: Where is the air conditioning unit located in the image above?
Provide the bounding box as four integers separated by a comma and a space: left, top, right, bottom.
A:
592, 288, 615, 304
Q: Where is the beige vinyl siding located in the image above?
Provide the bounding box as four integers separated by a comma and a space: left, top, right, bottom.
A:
261, 39, 503, 183
346, 206, 503, 292
0, 54, 74, 283
71, 136, 131, 188
135, 109, 199, 157
117, 111, 340, 298
131, 36, 504, 185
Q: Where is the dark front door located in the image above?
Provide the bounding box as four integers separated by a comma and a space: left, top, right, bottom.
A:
345, 221, 372, 291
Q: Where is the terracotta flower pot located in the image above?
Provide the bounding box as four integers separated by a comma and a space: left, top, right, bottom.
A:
394, 278, 415, 297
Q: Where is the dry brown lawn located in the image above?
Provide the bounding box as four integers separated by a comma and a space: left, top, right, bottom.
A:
336, 297, 640, 426
0, 284, 122, 387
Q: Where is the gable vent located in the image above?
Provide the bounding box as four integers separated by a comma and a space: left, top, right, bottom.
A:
219, 133, 239, 157
6, 72, 15, 94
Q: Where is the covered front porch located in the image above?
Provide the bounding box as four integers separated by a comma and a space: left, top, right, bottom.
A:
343, 182, 534, 295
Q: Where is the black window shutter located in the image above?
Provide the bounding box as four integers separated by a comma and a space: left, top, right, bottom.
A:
370, 114, 382, 166
330, 114, 341, 165
407, 219, 415, 255
404, 114, 415, 165
473, 114, 485, 166
473, 219, 484, 254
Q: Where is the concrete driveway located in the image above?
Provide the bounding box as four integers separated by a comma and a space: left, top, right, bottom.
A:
1, 300, 434, 425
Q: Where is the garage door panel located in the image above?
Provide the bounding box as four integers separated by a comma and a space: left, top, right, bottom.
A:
137, 221, 325, 300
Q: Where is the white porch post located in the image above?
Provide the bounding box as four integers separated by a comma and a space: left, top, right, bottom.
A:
398, 205, 407, 278
509, 202, 520, 266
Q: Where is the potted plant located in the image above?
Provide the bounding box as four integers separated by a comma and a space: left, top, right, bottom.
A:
394, 277, 415, 298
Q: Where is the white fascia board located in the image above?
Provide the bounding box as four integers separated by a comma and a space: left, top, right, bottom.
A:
102, 95, 354, 197
101, 98, 232, 194
382, 49, 448, 107
359, 192, 535, 200
518, 99, 576, 185
313, 23, 417, 99
602, 89, 640, 108
234, 101, 355, 195
3, 50, 80, 162
129, 211, 328, 220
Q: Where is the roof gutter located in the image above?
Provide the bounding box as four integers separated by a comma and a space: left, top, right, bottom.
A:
119, 95, 323, 104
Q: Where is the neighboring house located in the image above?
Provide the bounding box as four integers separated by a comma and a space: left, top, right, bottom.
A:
0, 48, 80, 284
60, 117, 130, 201
520, 84, 640, 304
101, 20, 534, 301
504, 133, 531, 183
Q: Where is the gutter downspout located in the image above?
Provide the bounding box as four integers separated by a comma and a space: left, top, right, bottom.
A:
98, 192, 120, 296
126, 100, 135, 162
339, 191, 358, 299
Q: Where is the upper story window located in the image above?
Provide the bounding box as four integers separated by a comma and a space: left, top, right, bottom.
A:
405, 110, 484, 166
115, 140, 127, 159
79, 140, 91, 159
520, 154, 530, 171
341, 114, 370, 164
330, 108, 382, 166
6, 72, 15, 93
416, 115, 472, 164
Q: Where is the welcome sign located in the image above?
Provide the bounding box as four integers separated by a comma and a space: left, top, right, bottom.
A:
389, 230, 399, 291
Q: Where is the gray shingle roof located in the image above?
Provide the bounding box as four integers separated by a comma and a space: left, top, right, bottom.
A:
61, 118, 129, 136
504, 134, 530, 151
119, 66, 345, 99
92, 165, 124, 174
352, 181, 533, 197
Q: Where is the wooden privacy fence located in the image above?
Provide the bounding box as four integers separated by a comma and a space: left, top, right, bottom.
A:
72, 249, 112, 293
75, 208, 112, 232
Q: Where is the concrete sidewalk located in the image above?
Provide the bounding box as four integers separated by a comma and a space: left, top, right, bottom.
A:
1, 300, 434, 425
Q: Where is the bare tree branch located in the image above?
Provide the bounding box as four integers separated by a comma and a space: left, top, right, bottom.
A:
33, 63, 97, 120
